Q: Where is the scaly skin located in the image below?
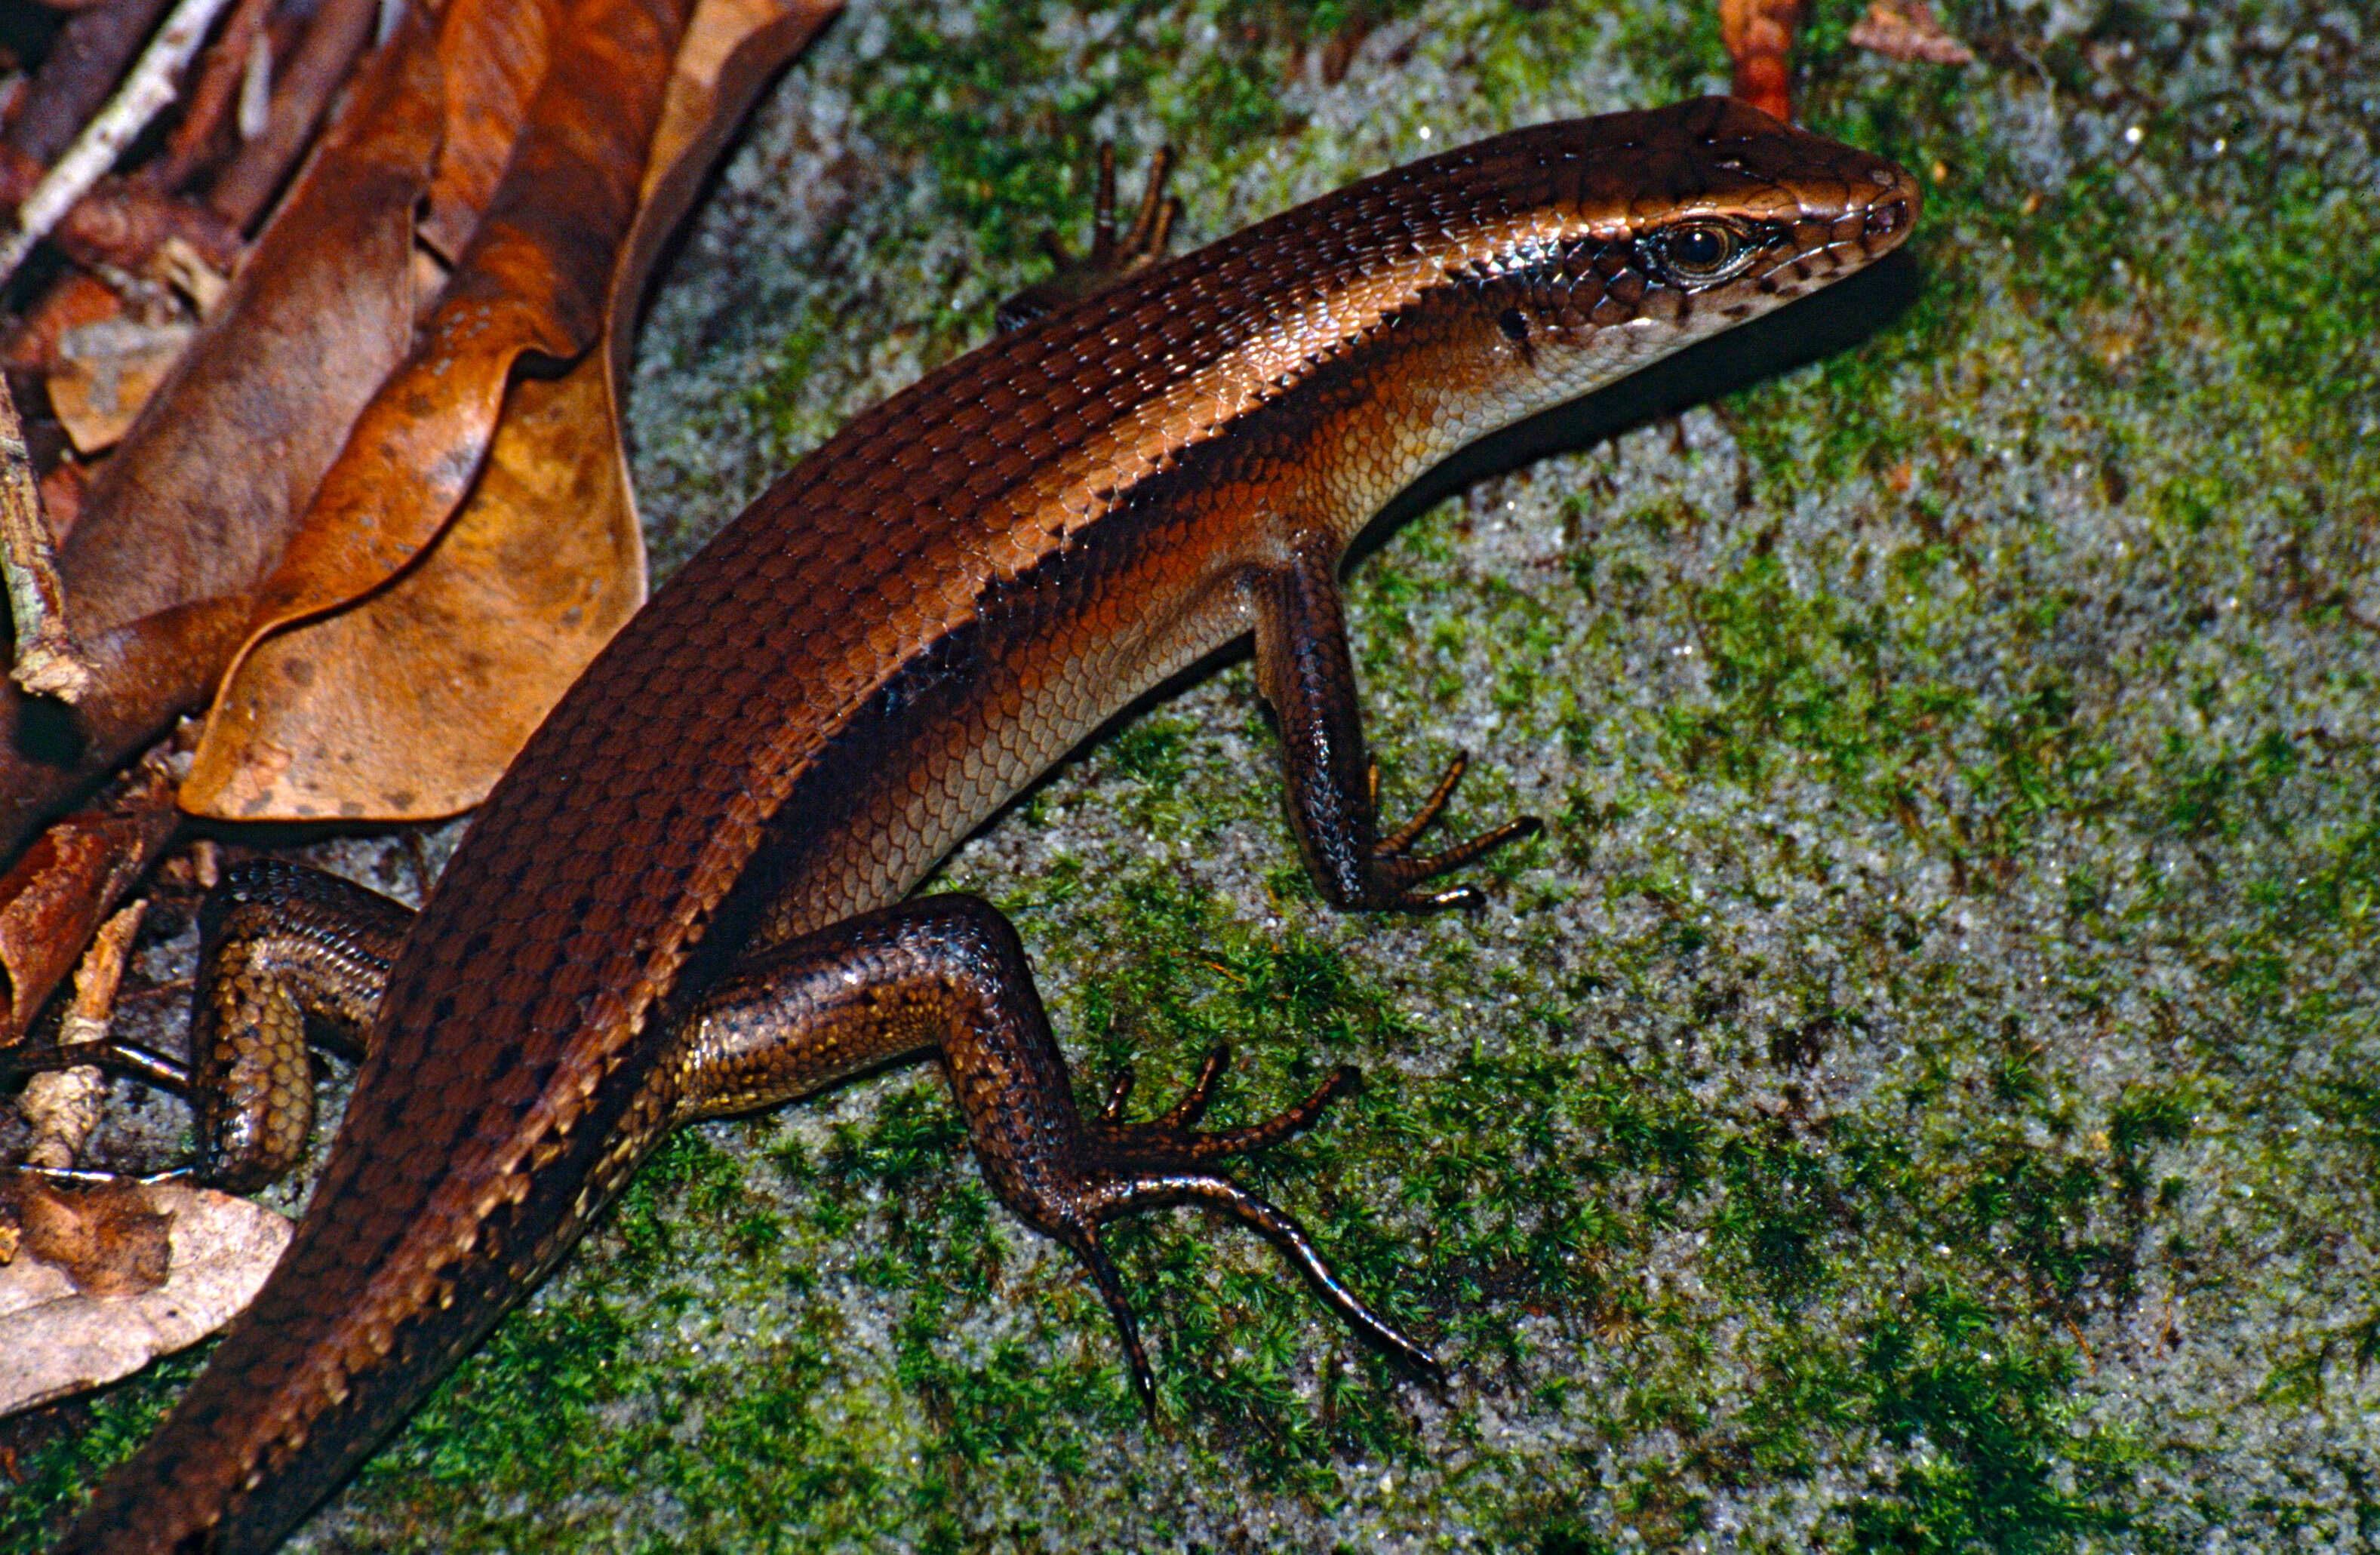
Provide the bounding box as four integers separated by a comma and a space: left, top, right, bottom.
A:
56, 97, 1916, 1553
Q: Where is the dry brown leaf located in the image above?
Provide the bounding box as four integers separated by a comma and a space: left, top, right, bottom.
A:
45, 317, 198, 455
229, 0, 694, 632
0, 14, 441, 860
0, 1173, 291, 1418
1, 1173, 169, 1297
56, 15, 438, 635
1846, 0, 1976, 66
417, 0, 570, 262
183, 0, 841, 822
0, 750, 177, 1043
0, 270, 124, 374
189, 364, 643, 818
0, 0, 841, 846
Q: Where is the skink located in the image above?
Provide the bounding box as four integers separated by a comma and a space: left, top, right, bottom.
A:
53, 95, 1916, 1553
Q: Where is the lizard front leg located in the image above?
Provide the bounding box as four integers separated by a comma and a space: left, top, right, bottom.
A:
668, 893, 1441, 1404
1250, 528, 1542, 911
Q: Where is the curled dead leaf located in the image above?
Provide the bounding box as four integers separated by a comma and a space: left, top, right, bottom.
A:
191, 361, 644, 819
184, 0, 842, 822
0, 751, 177, 1044
56, 12, 440, 638
416, 0, 572, 262
2, 1174, 170, 1298
0, 1172, 291, 1418
180, 0, 693, 820
45, 317, 198, 456
0, 13, 441, 861
1846, 0, 1976, 66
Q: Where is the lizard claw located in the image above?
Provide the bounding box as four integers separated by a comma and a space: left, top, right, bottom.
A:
1047, 1051, 1439, 1409
1086, 1046, 1351, 1167
996, 141, 1182, 330
1367, 751, 1542, 911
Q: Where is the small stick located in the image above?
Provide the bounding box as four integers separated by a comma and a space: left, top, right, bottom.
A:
0, 373, 91, 702
237, 27, 271, 137
146, 0, 273, 192
17, 899, 146, 1170
1719, 0, 1803, 124
0, 0, 241, 286
0, 145, 244, 275
4, 0, 175, 167
205, 0, 377, 230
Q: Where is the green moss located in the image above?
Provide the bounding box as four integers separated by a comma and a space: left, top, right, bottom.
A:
1665, 550, 1930, 799
1839, 1289, 2132, 1552
1732, 1285, 2139, 1550
855, 2, 1102, 266
22, 0, 2380, 1545
1710, 1127, 1843, 1307
0, 1355, 201, 1554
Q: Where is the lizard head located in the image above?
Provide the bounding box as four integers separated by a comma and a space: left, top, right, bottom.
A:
1457, 95, 1922, 388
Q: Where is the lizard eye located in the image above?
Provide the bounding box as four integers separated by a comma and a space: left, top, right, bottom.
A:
1650, 220, 1757, 284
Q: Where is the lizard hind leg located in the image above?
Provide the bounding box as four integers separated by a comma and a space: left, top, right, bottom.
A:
191, 859, 411, 1192
669, 896, 1438, 1407
0, 858, 412, 1194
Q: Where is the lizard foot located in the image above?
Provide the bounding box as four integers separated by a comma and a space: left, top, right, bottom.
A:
1051, 1045, 1441, 1409
995, 141, 1180, 330
1366, 751, 1543, 912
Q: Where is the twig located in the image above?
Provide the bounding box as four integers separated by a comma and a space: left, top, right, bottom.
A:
206, 0, 377, 230
147, 0, 272, 192
4, 0, 174, 167
0, 146, 244, 276
17, 899, 146, 1170
0, 0, 241, 286
16, 901, 149, 1170
0, 374, 89, 703
237, 26, 271, 137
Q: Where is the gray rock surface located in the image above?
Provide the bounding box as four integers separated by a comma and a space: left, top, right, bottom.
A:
10, 1, 2377, 1550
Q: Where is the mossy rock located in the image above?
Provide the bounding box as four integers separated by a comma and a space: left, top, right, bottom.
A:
12, 1, 2376, 1550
